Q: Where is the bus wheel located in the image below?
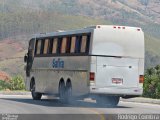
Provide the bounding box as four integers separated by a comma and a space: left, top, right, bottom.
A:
31, 81, 42, 100
66, 81, 72, 103
96, 95, 120, 107
59, 81, 66, 102
109, 96, 120, 106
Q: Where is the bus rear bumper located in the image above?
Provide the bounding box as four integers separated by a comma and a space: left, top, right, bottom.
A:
90, 86, 143, 96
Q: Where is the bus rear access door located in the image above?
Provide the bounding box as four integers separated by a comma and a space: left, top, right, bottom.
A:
95, 57, 139, 88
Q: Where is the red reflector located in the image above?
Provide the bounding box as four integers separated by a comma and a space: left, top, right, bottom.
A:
90, 72, 95, 81
139, 75, 144, 83
118, 26, 121, 29
122, 27, 125, 29
113, 26, 116, 28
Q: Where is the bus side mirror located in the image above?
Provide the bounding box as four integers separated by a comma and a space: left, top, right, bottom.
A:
24, 55, 28, 63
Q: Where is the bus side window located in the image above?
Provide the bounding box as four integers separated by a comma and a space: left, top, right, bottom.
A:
61, 37, 67, 53
70, 36, 76, 53
48, 39, 53, 54
75, 36, 82, 53
36, 40, 42, 55
66, 37, 71, 53
29, 39, 35, 57
52, 38, 58, 54
47, 39, 51, 54
57, 38, 62, 54
81, 35, 87, 53
40, 40, 45, 55
43, 39, 49, 54
86, 34, 91, 53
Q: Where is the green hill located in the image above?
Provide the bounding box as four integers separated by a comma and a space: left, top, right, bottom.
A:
145, 34, 160, 68
145, 35, 160, 56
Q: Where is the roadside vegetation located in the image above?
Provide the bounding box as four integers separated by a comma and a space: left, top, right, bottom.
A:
143, 65, 160, 99
0, 75, 25, 91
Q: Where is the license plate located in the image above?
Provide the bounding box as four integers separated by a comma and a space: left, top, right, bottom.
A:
112, 78, 123, 85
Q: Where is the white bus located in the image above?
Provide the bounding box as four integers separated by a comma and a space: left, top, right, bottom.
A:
24, 25, 144, 106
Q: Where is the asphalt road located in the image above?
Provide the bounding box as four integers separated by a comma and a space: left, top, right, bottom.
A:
0, 95, 160, 120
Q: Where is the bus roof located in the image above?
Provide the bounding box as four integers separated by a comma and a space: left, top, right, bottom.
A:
31, 25, 143, 39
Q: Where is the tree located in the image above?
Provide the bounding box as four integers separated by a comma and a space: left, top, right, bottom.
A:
143, 65, 160, 99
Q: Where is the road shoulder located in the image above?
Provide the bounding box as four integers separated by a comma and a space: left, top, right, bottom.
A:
0, 91, 30, 95
1, 91, 160, 105
121, 97, 160, 105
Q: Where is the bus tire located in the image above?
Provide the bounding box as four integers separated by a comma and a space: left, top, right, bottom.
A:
109, 96, 120, 106
66, 81, 72, 103
31, 81, 42, 100
59, 81, 66, 102
96, 95, 120, 107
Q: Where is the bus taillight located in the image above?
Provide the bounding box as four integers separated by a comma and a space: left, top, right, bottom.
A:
139, 75, 144, 83
90, 72, 95, 81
